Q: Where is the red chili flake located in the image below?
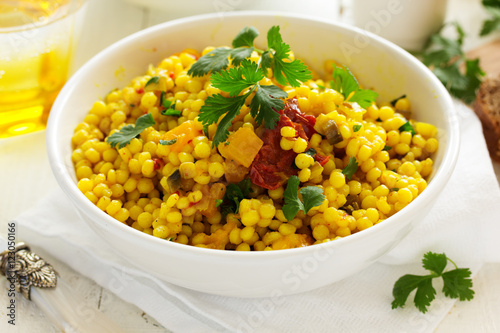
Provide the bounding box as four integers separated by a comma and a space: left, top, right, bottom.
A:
169, 72, 175, 79
136, 88, 144, 94
152, 158, 164, 170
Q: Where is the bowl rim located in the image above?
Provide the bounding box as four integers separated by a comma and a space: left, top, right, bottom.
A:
47, 10, 460, 260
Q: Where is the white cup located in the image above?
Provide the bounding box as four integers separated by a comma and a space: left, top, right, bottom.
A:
350, 0, 448, 51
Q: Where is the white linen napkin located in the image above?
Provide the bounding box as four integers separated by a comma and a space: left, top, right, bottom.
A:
13, 100, 500, 333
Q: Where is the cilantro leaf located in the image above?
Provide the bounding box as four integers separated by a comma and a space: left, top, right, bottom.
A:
229, 47, 255, 67
215, 199, 223, 207
442, 268, 475, 301
349, 89, 378, 108
199, 92, 249, 147
342, 156, 358, 180
282, 176, 304, 221
399, 121, 416, 135
250, 84, 286, 129
353, 124, 362, 132
210, 60, 263, 96
422, 252, 448, 275
232, 26, 259, 48
267, 26, 312, 87
413, 277, 437, 313
418, 22, 485, 104
106, 113, 155, 149
159, 138, 177, 145
480, 0, 500, 36
282, 176, 325, 220
392, 274, 429, 310
187, 48, 232, 77
382, 146, 392, 151
161, 109, 182, 117
300, 186, 325, 213
392, 252, 474, 313
331, 66, 378, 108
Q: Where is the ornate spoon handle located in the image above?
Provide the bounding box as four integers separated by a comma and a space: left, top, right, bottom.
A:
1, 242, 124, 332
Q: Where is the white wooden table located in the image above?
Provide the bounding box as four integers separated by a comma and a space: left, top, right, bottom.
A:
1, 0, 500, 331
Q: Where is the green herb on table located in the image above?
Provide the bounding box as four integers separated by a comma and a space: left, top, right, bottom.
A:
282, 176, 325, 221
392, 252, 474, 313
106, 113, 155, 149
188, 25, 312, 147
480, 0, 500, 36
342, 156, 358, 180
330, 66, 378, 108
417, 22, 485, 104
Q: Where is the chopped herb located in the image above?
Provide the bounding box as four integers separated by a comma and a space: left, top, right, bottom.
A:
282, 176, 325, 221
317, 84, 326, 90
392, 252, 474, 313
159, 138, 177, 145
330, 66, 378, 108
390, 188, 399, 192
353, 124, 362, 132
215, 199, 223, 207
166, 237, 174, 241
145, 76, 160, 87
106, 113, 155, 149
390, 94, 407, 106
129, 103, 135, 107
161, 108, 182, 117
219, 178, 252, 215
383, 146, 392, 151
342, 156, 358, 180
399, 121, 416, 135
304, 148, 317, 157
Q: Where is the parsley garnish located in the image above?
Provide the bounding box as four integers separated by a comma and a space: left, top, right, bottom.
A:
480, 0, 500, 36
145, 76, 160, 87
392, 252, 474, 313
353, 124, 362, 132
106, 113, 155, 149
159, 138, 177, 145
282, 176, 325, 221
417, 22, 485, 104
330, 66, 378, 108
342, 156, 358, 180
398, 121, 416, 135
189, 26, 311, 147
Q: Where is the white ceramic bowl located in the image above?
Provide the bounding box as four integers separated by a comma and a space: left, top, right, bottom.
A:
47, 11, 459, 298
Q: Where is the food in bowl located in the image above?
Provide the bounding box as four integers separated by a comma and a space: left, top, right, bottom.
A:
70, 25, 438, 251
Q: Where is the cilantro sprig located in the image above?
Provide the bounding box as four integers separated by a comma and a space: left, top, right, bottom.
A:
392, 252, 474, 313
417, 23, 485, 104
480, 0, 500, 36
106, 113, 155, 149
330, 66, 378, 108
189, 26, 312, 147
282, 176, 325, 221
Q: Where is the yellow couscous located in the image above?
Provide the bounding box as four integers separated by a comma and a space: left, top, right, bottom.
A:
71, 29, 438, 251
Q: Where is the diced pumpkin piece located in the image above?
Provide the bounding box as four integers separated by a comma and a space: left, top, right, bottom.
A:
163, 120, 202, 152
218, 127, 264, 168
